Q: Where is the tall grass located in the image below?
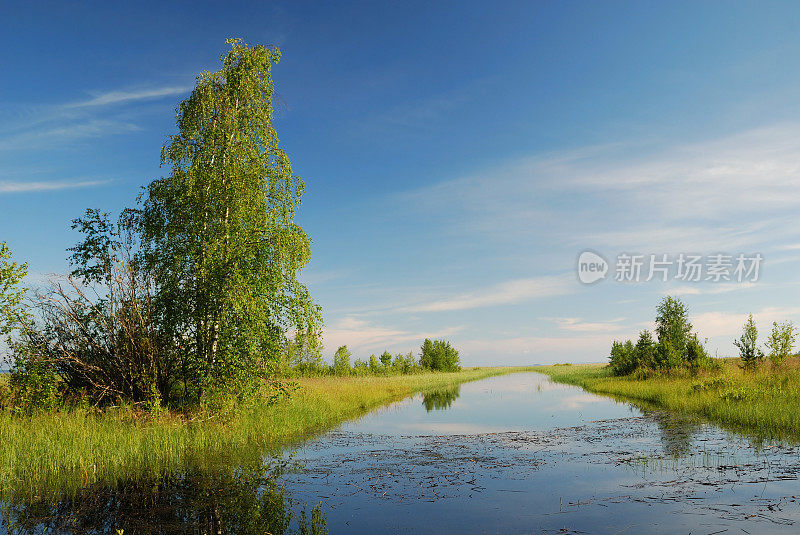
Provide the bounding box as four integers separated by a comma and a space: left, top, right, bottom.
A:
538, 359, 800, 440
0, 367, 534, 498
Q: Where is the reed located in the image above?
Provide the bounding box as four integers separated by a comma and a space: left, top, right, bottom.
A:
538, 359, 800, 440
0, 366, 534, 498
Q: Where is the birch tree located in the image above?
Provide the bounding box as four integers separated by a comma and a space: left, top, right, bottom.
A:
133, 39, 320, 400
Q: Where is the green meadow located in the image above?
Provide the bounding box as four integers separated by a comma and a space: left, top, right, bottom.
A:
538, 359, 800, 440
0, 367, 535, 499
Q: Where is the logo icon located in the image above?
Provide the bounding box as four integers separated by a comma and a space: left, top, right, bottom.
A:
577, 250, 608, 284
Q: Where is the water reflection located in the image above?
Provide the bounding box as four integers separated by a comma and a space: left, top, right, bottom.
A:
1, 463, 328, 535
421, 385, 460, 412
647, 409, 703, 457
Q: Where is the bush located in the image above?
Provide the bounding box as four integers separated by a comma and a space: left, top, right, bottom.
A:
685, 333, 710, 374
609, 340, 637, 376
736, 314, 764, 371
11, 252, 167, 406
766, 321, 796, 367
332, 345, 352, 375
419, 339, 461, 372
608, 297, 711, 377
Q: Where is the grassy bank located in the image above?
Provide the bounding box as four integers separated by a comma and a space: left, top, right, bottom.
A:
0, 366, 535, 498
537, 360, 800, 439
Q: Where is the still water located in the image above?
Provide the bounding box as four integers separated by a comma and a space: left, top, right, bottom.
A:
6, 372, 800, 534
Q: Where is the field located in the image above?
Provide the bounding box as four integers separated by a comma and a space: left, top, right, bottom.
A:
0, 367, 536, 498
537, 359, 800, 440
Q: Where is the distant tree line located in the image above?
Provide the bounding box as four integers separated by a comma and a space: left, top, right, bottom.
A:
610, 296, 797, 377
283, 338, 461, 377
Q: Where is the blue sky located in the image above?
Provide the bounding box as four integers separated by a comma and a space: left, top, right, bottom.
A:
3, 1, 800, 365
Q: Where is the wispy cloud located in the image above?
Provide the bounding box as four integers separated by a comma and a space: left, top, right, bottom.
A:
664, 282, 759, 296
458, 334, 623, 363
549, 316, 628, 333
400, 123, 800, 255
402, 274, 573, 313
322, 315, 464, 356
692, 306, 800, 339
0, 83, 189, 152
66, 86, 192, 108
0, 178, 112, 194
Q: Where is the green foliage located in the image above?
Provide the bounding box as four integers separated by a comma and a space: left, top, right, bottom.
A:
352, 358, 369, 375
368, 354, 380, 372
286, 329, 325, 376
323, 348, 419, 377
609, 339, 636, 376
332, 345, 351, 375
1, 368, 523, 497
736, 314, 764, 371
8, 40, 321, 411
539, 361, 800, 440
0, 241, 28, 339
0, 242, 62, 413
392, 351, 415, 374
126, 38, 320, 402
421, 385, 460, 411
654, 296, 693, 368
685, 333, 710, 374
419, 338, 461, 372
766, 321, 796, 367
67, 208, 122, 285
9, 354, 60, 414
10, 210, 167, 406
635, 330, 657, 370
609, 297, 711, 376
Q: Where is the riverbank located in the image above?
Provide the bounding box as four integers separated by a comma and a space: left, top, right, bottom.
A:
0, 366, 535, 498
538, 360, 800, 439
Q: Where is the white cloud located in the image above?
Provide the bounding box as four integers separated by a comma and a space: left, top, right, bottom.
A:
692, 306, 800, 339
322, 315, 464, 357
403, 274, 573, 313
401, 123, 800, 254
66, 86, 192, 108
0, 83, 188, 152
549, 316, 628, 333
665, 282, 759, 296
0, 119, 141, 151
0, 179, 111, 194
458, 334, 624, 364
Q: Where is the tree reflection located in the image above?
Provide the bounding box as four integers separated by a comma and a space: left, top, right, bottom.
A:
647, 410, 702, 457
422, 385, 461, 412
2, 462, 327, 535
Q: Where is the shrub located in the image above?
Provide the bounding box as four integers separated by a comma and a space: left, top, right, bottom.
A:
332, 345, 352, 376
735, 314, 764, 371
609, 340, 637, 376
608, 297, 713, 376
766, 321, 797, 367
685, 333, 710, 374
419, 339, 461, 372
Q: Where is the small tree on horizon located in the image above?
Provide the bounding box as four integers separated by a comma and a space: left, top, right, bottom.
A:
654, 296, 693, 369
368, 354, 380, 372
0, 241, 28, 343
419, 339, 461, 372
766, 321, 796, 367
735, 314, 764, 370
333, 345, 352, 375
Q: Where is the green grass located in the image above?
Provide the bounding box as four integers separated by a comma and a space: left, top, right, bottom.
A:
0, 366, 536, 498
537, 359, 800, 440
